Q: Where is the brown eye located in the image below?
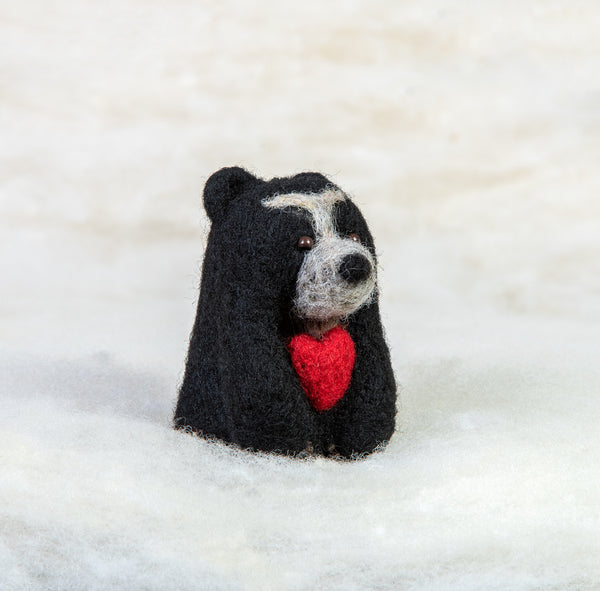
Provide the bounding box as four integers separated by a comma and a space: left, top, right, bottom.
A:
298, 235, 314, 250
348, 233, 361, 243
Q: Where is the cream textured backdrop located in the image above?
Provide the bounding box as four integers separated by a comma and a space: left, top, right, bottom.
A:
1, 1, 599, 589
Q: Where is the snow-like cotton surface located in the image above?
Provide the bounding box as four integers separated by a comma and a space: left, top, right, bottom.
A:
2, 1, 600, 589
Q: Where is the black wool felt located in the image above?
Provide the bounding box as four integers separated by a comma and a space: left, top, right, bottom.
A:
174, 168, 397, 458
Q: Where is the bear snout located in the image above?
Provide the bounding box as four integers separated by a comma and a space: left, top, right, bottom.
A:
338, 253, 372, 284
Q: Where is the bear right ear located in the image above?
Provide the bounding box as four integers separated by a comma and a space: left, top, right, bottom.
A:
203, 167, 262, 223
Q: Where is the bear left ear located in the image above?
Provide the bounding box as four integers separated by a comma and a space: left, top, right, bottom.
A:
203, 167, 262, 223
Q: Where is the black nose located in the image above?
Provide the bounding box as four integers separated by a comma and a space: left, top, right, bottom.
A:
338, 253, 372, 284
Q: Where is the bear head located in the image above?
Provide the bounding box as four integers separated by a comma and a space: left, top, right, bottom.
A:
202, 166, 378, 339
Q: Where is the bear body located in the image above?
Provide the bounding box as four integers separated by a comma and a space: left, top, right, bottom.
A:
174, 167, 396, 458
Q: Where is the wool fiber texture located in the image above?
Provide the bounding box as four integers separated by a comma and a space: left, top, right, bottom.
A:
175, 167, 397, 457
264, 189, 377, 321
287, 325, 356, 412
4, 1, 600, 587
293, 237, 376, 321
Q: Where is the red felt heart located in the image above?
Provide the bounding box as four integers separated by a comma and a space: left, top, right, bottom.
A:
287, 326, 356, 412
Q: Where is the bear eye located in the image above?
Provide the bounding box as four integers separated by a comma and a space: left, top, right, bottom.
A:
348, 233, 361, 243
297, 235, 314, 250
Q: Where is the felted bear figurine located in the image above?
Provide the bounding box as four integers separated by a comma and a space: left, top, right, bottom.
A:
174, 167, 396, 458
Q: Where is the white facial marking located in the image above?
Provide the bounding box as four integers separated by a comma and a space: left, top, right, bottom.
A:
262, 189, 345, 238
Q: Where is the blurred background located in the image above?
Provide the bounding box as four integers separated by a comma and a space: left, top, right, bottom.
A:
1, 1, 599, 589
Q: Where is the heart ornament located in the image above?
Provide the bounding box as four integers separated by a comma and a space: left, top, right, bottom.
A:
287, 326, 356, 412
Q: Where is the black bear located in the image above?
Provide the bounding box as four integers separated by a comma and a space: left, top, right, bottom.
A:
174, 167, 396, 458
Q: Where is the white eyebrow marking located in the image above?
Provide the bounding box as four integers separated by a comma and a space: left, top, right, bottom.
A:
262, 189, 345, 237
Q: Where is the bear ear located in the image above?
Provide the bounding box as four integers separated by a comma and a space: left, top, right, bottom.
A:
203, 167, 262, 223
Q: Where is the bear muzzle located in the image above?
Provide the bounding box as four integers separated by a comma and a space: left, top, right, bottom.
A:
292, 240, 376, 339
